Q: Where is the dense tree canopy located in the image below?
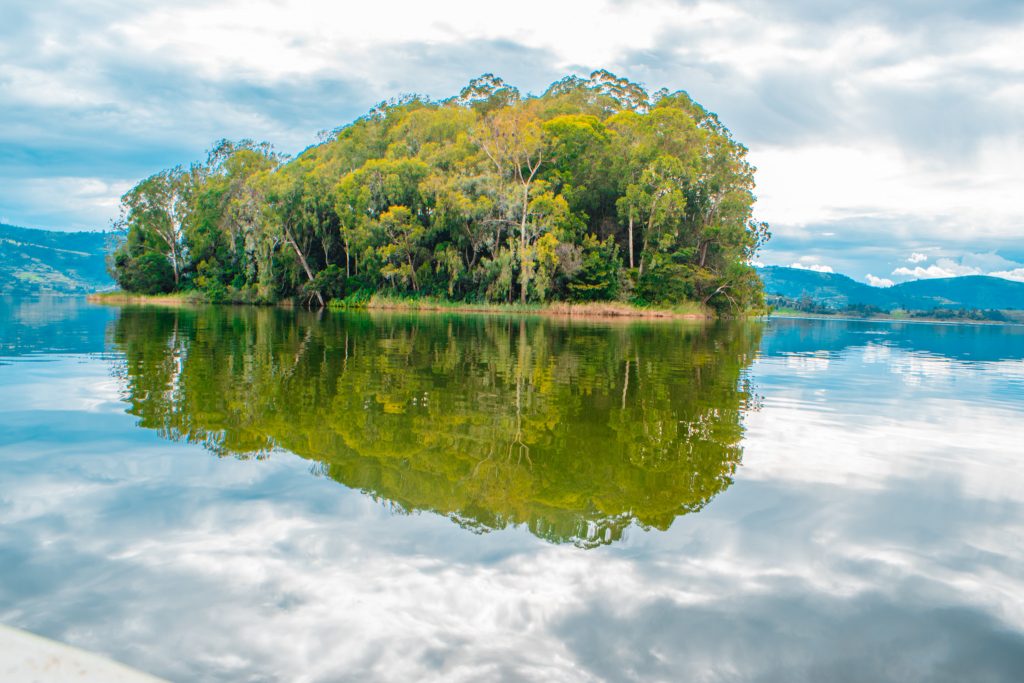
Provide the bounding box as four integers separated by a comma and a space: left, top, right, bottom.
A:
110, 71, 769, 311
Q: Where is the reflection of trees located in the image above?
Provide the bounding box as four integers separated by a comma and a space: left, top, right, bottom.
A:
112, 307, 762, 547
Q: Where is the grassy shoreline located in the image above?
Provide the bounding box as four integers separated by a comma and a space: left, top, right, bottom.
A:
87, 291, 208, 307
360, 295, 711, 319
87, 291, 714, 320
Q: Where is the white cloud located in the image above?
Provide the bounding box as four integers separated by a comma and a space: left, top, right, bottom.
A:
989, 268, 1024, 283
751, 138, 1024, 241
892, 265, 952, 279
789, 261, 833, 273
107, 0, 742, 83
2, 0, 1024, 256
907, 253, 928, 264
0, 177, 131, 230
892, 263, 978, 280
865, 274, 894, 288
892, 255, 1024, 282
959, 251, 1023, 273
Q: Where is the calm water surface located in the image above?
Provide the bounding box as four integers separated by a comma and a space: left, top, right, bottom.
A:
1, 296, 1023, 682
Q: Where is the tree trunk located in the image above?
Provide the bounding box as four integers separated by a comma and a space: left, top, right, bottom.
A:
284, 225, 324, 307
407, 252, 419, 291
170, 244, 180, 285
519, 184, 529, 304
628, 210, 635, 270
701, 283, 731, 306
638, 195, 661, 277
157, 227, 181, 285
621, 358, 630, 409
639, 223, 651, 276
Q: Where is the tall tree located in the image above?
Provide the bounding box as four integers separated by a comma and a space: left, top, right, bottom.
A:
473, 104, 547, 303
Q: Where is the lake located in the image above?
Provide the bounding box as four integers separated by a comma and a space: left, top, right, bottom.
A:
2, 296, 1023, 682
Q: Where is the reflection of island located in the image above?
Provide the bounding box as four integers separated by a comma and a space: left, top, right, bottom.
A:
112, 307, 761, 547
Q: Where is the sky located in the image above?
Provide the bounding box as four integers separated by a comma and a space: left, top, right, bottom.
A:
2, 0, 1022, 285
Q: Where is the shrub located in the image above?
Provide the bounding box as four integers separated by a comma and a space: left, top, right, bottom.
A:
567, 234, 621, 301
114, 252, 175, 295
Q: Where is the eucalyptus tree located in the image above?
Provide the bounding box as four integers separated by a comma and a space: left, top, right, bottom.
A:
473, 102, 550, 302
260, 168, 325, 306
114, 167, 192, 286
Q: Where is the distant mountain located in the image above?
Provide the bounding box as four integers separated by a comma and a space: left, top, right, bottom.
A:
757, 267, 889, 309
887, 275, 1024, 310
759, 266, 1024, 311
0, 223, 113, 295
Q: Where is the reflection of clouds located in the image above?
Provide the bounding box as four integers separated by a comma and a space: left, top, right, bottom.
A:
783, 351, 831, 373
554, 592, 1024, 683
684, 342, 1024, 680
747, 348, 1024, 501
858, 343, 969, 387
1, 450, 626, 681
981, 359, 1024, 383
0, 359, 122, 413
105, 514, 615, 681
869, 347, 1024, 395
3, 339, 1024, 681
742, 396, 1024, 498
860, 342, 891, 364
890, 353, 953, 385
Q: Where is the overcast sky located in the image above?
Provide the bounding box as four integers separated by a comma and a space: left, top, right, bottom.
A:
2, 0, 1022, 284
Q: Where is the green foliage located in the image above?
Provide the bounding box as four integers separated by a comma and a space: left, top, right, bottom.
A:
635, 257, 691, 305
203, 277, 229, 304
109, 71, 768, 312
306, 264, 348, 301
113, 251, 176, 294
327, 286, 374, 309
568, 234, 622, 301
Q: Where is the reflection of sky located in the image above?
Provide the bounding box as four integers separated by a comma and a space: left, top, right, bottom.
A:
2, 309, 1024, 681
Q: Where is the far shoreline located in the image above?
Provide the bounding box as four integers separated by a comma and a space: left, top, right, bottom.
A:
767, 310, 1024, 327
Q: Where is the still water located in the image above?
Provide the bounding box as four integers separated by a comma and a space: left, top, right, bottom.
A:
1, 296, 1023, 682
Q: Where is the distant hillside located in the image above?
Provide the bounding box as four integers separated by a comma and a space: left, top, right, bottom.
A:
757, 267, 889, 309
0, 223, 113, 295
888, 275, 1024, 310
759, 266, 1024, 311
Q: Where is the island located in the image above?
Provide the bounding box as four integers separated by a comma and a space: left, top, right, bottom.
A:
105, 71, 769, 316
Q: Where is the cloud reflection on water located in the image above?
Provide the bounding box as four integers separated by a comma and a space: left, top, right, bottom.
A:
1, 308, 1023, 681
